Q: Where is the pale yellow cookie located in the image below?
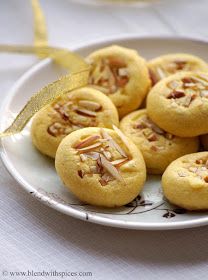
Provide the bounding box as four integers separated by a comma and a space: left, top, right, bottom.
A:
162, 152, 208, 210
31, 87, 119, 158
148, 53, 208, 86
120, 109, 199, 174
147, 71, 208, 137
55, 127, 146, 207
86, 45, 151, 118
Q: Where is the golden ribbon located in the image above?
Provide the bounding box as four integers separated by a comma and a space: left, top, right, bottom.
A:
0, 0, 90, 137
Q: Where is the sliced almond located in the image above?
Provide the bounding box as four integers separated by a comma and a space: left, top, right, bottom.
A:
197, 73, 208, 82
101, 173, 114, 182
78, 100, 101, 111
183, 83, 196, 88
189, 166, 198, 173
148, 122, 164, 135
100, 128, 127, 158
192, 76, 208, 86
85, 152, 100, 160
74, 135, 100, 149
80, 154, 87, 162
200, 90, 208, 97
100, 154, 123, 182
103, 150, 112, 160
111, 158, 129, 167
183, 95, 192, 107
118, 68, 128, 77
76, 142, 102, 153
75, 108, 97, 117
167, 80, 181, 90
167, 90, 185, 99
147, 133, 158, 142
178, 171, 187, 177
112, 125, 129, 151
156, 67, 166, 79
99, 178, 108, 186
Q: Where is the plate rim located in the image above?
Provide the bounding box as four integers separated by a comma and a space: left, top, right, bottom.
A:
1, 34, 208, 230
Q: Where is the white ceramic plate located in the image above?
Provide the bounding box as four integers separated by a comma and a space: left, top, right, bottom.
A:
1, 36, 208, 230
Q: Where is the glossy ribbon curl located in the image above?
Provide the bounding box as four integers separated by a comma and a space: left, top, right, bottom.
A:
0, 0, 90, 137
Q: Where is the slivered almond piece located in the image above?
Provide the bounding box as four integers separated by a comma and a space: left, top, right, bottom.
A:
111, 158, 129, 167
167, 90, 185, 99
80, 154, 87, 162
100, 128, 127, 158
75, 108, 96, 117
200, 90, 208, 97
147, 133, 158, 142
100, 154, 123, 182
102, 173, 114, 182
149, 122, 164, 135
103, 150, 112, 160
78, 100, 101, 111
192, 76, 208, 86
184, 83, 196, 88
167, 80, 181, 89
74, 135, 100, 149
118, 68, 128, 77
197, 73, 208, 82
178, 171, 187, 177
189, 166, 198, 173
76, 142, 102, 153
112, 125, 129, 151
99, 178, 108, 186
85, 152, 100, 160
156, 67, 166, 79
183, 95, 192, 107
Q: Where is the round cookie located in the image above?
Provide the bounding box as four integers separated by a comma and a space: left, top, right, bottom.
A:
148, 53, 208, 86
162, 152, 208, 210
31, 87, 119, 158
120, 109, 199, 174
86, 45, 151, 118
147, 71, 208, 137
55, 127, 146, 207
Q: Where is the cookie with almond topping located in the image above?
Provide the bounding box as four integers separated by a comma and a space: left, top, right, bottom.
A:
162, 152, 208, 210
148, 53, 208, 86
120, 109, 199, 174
55, 127, 146, 207
147, 72, 208, 137
31, 87, 119, 158
86, 45, 151, 118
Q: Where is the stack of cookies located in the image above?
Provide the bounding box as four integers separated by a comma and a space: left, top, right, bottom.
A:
31, 45, 208, 210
